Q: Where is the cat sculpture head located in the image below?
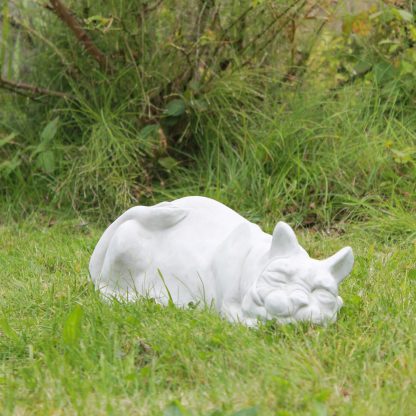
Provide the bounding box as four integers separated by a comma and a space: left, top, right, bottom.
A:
242, 222, 354, 325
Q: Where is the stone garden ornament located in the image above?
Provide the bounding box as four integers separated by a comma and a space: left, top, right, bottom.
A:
90, 197, 354, 326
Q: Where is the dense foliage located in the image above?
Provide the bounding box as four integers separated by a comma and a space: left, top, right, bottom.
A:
0, 0, 415, 234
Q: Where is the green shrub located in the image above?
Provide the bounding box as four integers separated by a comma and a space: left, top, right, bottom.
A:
1, 0, 312, 217
0, 0, 415, 233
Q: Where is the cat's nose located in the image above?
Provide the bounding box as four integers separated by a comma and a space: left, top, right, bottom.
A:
264, 290, 291, 316
290, 290, 309, 310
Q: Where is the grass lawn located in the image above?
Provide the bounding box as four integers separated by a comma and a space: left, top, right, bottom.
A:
1, 218, 415, 415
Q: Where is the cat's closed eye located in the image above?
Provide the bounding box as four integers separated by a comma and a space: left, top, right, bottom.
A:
312, 288, 336, 304
262, 271, 289, 285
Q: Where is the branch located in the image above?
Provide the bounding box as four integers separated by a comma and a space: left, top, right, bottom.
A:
193, 0, 216, 81
0, 77, 70, 99
0, 83, 40, 101
240, 0, 304, 55
332, 65, 373, 90
48, 0, 111, 73
241, 0, 307, 67
213, 5, 254, 54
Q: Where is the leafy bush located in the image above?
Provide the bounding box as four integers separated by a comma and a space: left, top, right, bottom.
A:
1, 0, 315, 217
309, 2, 416, 102
0, 0, 415, 233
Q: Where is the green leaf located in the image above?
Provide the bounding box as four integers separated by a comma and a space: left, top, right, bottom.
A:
0, 317, 20, 342
41, 117, 59, 143
36, 150, 56, 174
164, 99, 185, 117
400, 60, 414, 75
353, 60, 372, 76
84, 14, 113, 31
34, 117, 60, 156
85, 15, 111, 25
397, 9, 413, 22
62, 305, 84, 346
230, 407, 258, 416
158, 156, 179, 171
139, 124, 160, 139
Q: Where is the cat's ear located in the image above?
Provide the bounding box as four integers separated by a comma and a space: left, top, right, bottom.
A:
269, 222, 300, 258
323, 246, 354, 284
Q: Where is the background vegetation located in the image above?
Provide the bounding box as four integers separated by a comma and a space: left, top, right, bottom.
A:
1, 0, 414, 233
1, 0, 415, 414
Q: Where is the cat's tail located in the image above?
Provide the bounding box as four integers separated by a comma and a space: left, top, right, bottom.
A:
89, 203, 188, 283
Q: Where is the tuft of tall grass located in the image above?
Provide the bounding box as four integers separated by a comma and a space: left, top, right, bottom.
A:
158, 83, 416, 237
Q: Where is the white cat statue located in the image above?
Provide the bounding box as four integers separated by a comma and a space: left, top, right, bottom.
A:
89, 196, 354, 326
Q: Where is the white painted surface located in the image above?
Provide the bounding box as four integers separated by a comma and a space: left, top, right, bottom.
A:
90, 196, 354, 325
